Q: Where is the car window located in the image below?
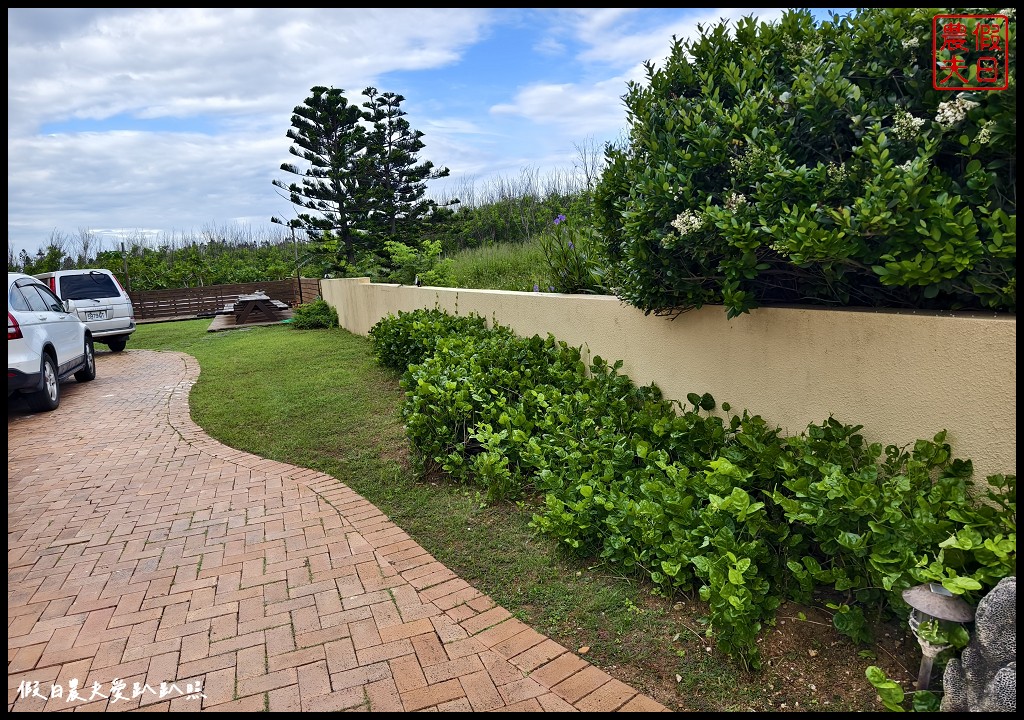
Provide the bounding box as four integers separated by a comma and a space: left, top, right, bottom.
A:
56, 273, 121, 300
9, 284, 32, 311
17, 282, 53, 312
34, 283, 67, 312
18, 282, 65, 313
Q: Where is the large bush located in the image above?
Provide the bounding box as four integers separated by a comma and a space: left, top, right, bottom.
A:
595, 8, 1016, 318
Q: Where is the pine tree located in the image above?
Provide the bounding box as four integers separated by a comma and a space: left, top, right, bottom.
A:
273, 85, 450, 276
272, 86, 369, 271
361, 86, 450, 247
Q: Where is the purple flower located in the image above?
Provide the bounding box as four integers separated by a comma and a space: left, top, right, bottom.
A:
568, 241, 574, 249
554, 214, 566, 225
533, 284, 540, 292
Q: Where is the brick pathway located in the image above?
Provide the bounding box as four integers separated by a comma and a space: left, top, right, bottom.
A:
8, 350, 670, 712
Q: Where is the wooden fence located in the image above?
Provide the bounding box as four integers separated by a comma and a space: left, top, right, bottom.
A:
129, 277, 321, 321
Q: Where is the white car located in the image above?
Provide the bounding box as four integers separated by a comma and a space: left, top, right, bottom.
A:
7, 272, 96, 411
34, 268, 136, 352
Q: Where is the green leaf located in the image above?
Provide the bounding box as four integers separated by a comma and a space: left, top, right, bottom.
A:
865, 666, 888, 684
866, 665, 906, 711
636, 440, 651, 459
943, 576, 982, 593
912, 691, 940, 713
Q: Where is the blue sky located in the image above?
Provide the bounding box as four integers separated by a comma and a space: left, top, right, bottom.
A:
7, 8, 846, 259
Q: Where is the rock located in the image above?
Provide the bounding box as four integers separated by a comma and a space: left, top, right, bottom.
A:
940, 576, 1016, 712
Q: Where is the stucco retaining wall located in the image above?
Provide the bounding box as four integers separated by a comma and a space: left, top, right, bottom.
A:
321, 278, 1016, 484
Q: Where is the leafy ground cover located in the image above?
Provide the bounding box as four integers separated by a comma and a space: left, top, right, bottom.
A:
128, 319, 929, 711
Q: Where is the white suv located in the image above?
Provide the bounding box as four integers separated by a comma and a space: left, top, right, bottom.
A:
8, 272, 97, 411
34, 269, 136, 352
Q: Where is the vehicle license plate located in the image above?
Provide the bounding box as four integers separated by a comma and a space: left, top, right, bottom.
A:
86, 311, 105, 320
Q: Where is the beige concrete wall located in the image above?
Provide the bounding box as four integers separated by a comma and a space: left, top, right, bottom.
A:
322, 278, 1016, 483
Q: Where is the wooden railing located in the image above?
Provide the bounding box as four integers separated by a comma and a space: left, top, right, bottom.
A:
129, 277, 320, 321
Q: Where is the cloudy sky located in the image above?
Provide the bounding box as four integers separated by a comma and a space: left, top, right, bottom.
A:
7, 8, 843, 259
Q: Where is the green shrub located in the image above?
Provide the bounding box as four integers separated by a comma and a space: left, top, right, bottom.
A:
289, 297, 338, 329
367, 307, 490, 372
595, 8, 1016, 318
400, 329, 586, 500
392, 308, 1016, 669
382, 239, 453, 287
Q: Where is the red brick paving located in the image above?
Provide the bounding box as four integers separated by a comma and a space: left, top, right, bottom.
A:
8, 350, 671, 712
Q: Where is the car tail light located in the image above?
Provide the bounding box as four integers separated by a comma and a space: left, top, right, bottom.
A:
111, 274, 135, 319
46, 277, 57, 293
8, 312, 23, 340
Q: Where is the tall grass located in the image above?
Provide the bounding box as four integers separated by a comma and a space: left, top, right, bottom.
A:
445, 235, 552, 292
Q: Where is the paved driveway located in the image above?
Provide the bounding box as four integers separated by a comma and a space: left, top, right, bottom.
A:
8, 349, 669, 712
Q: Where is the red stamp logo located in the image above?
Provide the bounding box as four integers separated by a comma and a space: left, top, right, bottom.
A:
932, 14, 1010, 90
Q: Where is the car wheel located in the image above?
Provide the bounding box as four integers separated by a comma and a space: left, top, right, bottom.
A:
27, 353, 60, 412
107, 338, 127, 352
75, 337, 97, 382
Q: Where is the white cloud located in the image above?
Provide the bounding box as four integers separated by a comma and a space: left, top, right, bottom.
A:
7, 7, 802, 259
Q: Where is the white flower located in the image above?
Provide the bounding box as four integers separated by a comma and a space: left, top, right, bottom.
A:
898, 161, 914, 172
976, 120, 995, 145
901, 37, 919, 49
730, 145, 771, 176
935, 97, 980, 130
893, 108, 926, 140
724, 192, 747, 211
826, 162, 849, 185
670, 209, 705, 236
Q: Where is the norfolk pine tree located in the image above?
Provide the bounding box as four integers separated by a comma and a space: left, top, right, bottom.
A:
273, 85, 450, 276
272, 86, 369, 272
361, 86, 450, 246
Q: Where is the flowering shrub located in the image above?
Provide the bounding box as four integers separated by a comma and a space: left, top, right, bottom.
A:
892, 108, 926, 140
595, 7, 1015, 318
935, 97, 980, 130
538, 214, 608, 294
